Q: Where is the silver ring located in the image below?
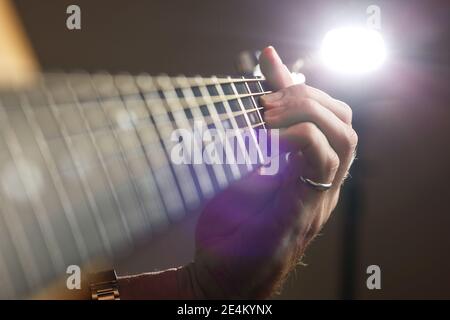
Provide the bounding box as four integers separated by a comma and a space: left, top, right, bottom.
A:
300, 176, 333, 191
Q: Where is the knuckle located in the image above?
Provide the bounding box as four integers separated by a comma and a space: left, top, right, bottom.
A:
290, 122, 320, 149
349, 128, 359, 148
299, 97, 318, 113
326, 150, 340, 173
343, 127, 358, 153
291, 83, 308, 96
329, 191, 340, 212
279, 87, 290, 97
339, 101, 353, 124
299, 122, 319, 141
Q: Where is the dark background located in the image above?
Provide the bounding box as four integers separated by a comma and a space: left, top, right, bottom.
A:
13, 0, 450, 299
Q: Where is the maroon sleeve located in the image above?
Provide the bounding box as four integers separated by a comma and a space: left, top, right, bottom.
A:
117, 263, 205, 300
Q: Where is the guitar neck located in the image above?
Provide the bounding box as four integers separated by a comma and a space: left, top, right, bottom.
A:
0, 72, 271, 298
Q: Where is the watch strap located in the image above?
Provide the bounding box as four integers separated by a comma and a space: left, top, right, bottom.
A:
89, 270, 120, 300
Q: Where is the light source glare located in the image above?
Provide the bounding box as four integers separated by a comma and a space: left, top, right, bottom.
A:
320, 27, 386, 74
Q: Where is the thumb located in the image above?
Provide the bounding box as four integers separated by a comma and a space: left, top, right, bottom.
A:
259, 46, 295, 90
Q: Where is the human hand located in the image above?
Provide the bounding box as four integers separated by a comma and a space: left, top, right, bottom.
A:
191, 46, 357, 299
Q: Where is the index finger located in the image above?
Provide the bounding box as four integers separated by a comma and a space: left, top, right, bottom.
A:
259, 46, 295, 90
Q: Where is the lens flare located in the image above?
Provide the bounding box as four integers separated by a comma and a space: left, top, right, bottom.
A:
320, 27, 387, 74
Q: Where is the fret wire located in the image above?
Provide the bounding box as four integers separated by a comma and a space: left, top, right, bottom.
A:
26, 89, 271, 121
66, 81, 139, 243
88, 75, 166, 234
165, 92, 272, 110
7, 118, 263, 210
43, 83, 114, 256
187, 76, 264, 86
198, 76, 242, 180
42, 72, 266, 93
5, 75, 268, 179
243, 78, 268, 167
138, 94, 267, 127
20, 93, 90, 262
119, 73, 187, 221
37, 90, 271, 122
209, 76, 246, 176
8, 121, 280, 217
244, 78, 267, 130
176, 76, 229, 190
47, 72, 263, 89
33, 99, 267, 181
1, 118, 266, 202
256, 80, 268, 125
255, 80, 271, 164
88, 72, 170, 225
0, 73, 272, 298
0, 108, 42, 293
41, 72, 267, 106
218, 76, 253, 172
24, 73, 271, 134
194, 76, 241, 182
165, 76, 215, 199
135, 81, 187, 217
251, 121, 267, 129
40, 117, 266, 180
33, 105, 268, 184
67, 80, 137, 246
0, 177, 41, 291
229, 80, 265, 165
70, 75, 166, 233
40, 103, 265, 150
115, 73, 266, 95
151, 76, 200, 211
0, 102, 65, 274
256, 80, 266, 97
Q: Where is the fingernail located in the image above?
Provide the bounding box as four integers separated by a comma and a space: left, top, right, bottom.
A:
261, 91, 283, 103
266, 46, 282, 65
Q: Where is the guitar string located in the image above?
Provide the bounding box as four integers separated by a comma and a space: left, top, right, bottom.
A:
38, 104, 268, 158
38, 119, 268, 180
31, 73, 272, 138
193, 77, 241, 182
0, 75, 270, 297
45, 80, 116, 257
39, 74, 268, 107
86, 71, 168, 235
67, 79, 135, 246
160, 76, 217, 199
217, 76, 253, 172
20, 92, 90, 263
18, 76, 271, 191
42, 72, 267, 92
0, 101, 65, 276
176, 76, 224, 195
17, 80, 269, 197
132, 79, 193, 219
228, 77, 266, 165
30, 89, 272, 118
7, 78, 269, 227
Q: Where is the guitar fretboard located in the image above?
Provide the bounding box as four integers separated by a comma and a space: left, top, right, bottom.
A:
0, 72, 271, 298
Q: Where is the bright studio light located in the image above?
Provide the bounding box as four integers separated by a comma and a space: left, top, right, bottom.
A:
320, 27, 387, 74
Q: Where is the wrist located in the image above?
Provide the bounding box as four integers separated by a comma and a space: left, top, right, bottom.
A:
117, 264, 204, 299
186, 261, 234, 299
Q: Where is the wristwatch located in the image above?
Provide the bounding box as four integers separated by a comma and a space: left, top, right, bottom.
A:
89, 269, 120, 300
